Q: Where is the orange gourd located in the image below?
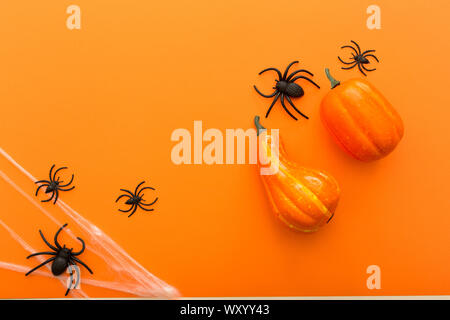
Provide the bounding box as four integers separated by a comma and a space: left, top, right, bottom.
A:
320, 68, 404, 162
254, 116, 340, 232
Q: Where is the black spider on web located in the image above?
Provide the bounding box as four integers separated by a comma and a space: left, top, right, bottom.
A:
35, 165, 75, 204
25, 223, 93, 296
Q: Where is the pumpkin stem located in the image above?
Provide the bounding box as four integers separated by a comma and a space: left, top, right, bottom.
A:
325, 68, 340, 89
254, 116, 266, 136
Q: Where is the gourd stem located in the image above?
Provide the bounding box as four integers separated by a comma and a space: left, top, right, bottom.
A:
325, 68, 340, 89
254, 116, 266, 136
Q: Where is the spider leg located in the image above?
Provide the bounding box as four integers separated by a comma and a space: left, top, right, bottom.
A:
26, 251, 56, 259
70, 257, 93, 274
265, 93, 280, 118
116, 194, 131, 202
362, 49, 376, 56
128, 205, 138, 218
253, 85, 277, 98
364, 54, 379, 63
140, 197, 159, 206
282, 61, 299, 80
54, 223, 68, 249
58, 186, 75, 192
71, 237, 85, 256
342, 62, 357, 70
119, 205, 134, 213
357, 63, 367, 76
341, 45, 358, 56
362, 64, 376, 72
138, 203, 154, 212
41, 191, 55, 203
350, 40, 362, 55
120, 189, 135, 198
137, 186, 155, 197
59, 174, 74, 187
48, 164, 56, 181
35, 180, 50, 185
25, 257, 56, 276
286, 69, 314, 81
134, 181, 146, 195
258, 68, 282, 81
290, 76, 321, 89
39, 230, 58, 251
285, 96, 309, 120
338, 56, 355, 65
53, 166, 68, 182
53, 189, 59, 204
280, 95, 298, 121
35, 183, 48, 196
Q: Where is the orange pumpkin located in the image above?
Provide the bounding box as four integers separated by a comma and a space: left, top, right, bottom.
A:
255, 116, 340, 232
320, 68, 404, 162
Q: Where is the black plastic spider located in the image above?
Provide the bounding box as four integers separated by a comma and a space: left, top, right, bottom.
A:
116, 181, 158, 218
338, 40, 379, 76
25, 223, 93, 296
35, 165, 75, 204
253, 60, 320, 120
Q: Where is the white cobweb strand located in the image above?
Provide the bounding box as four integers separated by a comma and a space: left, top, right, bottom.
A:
0, 147, 179, 298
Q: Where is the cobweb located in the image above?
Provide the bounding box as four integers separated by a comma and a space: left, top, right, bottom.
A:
0, 147, 179, 298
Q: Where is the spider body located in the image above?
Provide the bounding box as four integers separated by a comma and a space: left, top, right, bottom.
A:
45, 181, 60, 194
276, 80, 304, 97
254, 61, 320, 120
355, 55, 370, 65
116, 181, 158, 218
52, 247, 72, 275
35, 165, 75, 204
25, 223, 93, 296
338, 40, 379, 76
125, 196, 143, 205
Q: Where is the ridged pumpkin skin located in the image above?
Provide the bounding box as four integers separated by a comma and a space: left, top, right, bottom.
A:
320, 71, 404, 162
255, 117, 340, 232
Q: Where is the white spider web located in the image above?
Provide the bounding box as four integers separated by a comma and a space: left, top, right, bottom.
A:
0, 146, 179, 298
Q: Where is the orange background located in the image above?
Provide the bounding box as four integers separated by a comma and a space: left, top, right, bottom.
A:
0, 0, 449, 297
